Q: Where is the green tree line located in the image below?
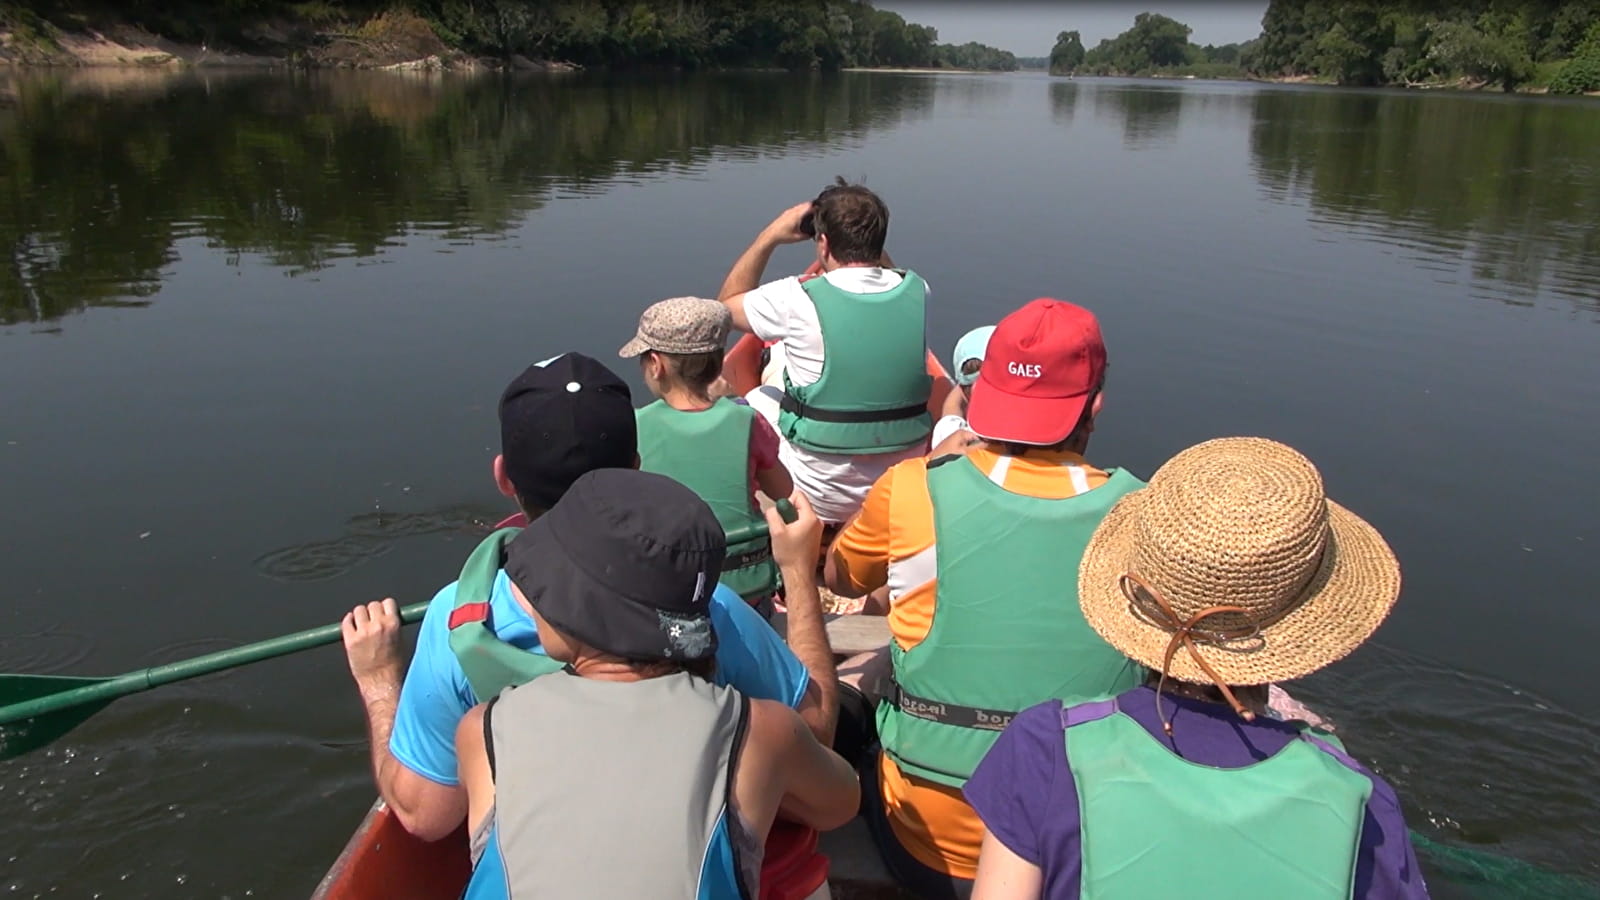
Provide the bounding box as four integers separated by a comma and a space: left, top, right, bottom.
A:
1051, 15, 1253, 79
1046, 3, 1600, 93
1251, 0, 1600, 92
9, 0, 1016, 71
933, 41, 1018, 72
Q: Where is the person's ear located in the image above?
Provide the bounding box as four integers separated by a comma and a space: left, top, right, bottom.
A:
632, 453, 642, 470
1086, 392, 1104, 432
492, 454, 518, 499
816, 233, 830, 266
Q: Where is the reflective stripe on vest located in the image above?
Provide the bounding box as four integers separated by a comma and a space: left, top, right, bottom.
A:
636, 398, 777, 602
877, 456, 1144, 788
476, 672, 753, 900
778, 271, 932, 455
447, 528, 563, 703
1063, 700, 1370, 899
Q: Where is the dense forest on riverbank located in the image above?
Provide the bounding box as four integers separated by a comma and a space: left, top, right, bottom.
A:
1049, 2, 1600, 94
0, 0, 1016, 71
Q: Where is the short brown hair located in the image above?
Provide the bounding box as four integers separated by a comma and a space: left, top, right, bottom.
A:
627, 656, 718, 682
653, 349, 725, 393
814, 177, 888, 265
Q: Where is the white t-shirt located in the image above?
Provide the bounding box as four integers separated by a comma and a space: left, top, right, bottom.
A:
930, 414, 969, 450
740, 267, 931, 524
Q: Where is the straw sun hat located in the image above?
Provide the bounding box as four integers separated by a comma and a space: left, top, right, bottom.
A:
1079, 437, 1401, 687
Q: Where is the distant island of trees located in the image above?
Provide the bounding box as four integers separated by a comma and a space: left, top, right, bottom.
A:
1048, 2, 1600, 95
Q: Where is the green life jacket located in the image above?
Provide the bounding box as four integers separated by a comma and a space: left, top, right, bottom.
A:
446, 528, 562, 702
636, 398, 777, 603
1063, 699, 1370, 899
877, 455, 1144, 788
778, 271, 932, 455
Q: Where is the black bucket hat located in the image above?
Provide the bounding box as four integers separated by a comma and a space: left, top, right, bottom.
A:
506, 468, 726, 662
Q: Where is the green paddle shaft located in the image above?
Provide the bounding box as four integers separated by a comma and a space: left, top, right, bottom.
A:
0, 507, 791, 732
0, 601, 431, 729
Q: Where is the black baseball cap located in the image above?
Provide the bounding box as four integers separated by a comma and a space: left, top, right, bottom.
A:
499, 353, 638, 510
506, 468, 726, 662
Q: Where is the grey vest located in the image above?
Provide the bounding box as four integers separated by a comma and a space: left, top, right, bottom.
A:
485, 670, 751, 899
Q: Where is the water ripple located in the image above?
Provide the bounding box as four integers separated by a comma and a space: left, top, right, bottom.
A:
0, 629, 98, 675
253, 503, 502, 582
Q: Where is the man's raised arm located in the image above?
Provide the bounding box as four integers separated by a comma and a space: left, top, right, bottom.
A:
719, 201, 814, 334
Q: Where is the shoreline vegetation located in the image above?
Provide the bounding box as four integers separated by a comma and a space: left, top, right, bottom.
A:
0, 1, 1019, 73
2, 1, 1593, 98
1049, 3, 1600, 96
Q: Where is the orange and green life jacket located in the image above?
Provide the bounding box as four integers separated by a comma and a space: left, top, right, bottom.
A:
877, 455, 1143, 788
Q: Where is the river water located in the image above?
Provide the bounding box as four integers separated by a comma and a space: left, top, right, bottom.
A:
1, 70, 1596, 897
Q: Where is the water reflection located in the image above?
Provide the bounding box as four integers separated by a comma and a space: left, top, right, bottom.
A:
932, 73, 1011, 115
1093, 84, 1186, 148
0, 71, 935, 326
1249, 89, 1600, 313
1049, 81, 1079, 124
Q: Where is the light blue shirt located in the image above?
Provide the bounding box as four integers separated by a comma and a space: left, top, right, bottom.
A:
390, 570, 809, 785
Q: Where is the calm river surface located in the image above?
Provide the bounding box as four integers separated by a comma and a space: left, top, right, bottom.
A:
1, 70, 1597, 897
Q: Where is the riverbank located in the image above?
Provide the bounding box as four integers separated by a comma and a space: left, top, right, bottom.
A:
843, 66, 1008, 75
1058, 70, 1600, 96
0, 9, 572, 71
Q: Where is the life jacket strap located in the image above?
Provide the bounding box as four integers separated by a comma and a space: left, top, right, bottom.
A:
779, 391, 927, 424
890, 680, 1016, 732
722, 544, 774, 572
449, 601, 491, 630
1060, 698, 1120, 729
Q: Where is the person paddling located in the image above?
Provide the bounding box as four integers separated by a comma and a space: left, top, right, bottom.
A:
622, 297, 794, 615
823, 299, 1143, 898
718, 179, 933, 525
965, 437, 1429, 899
455, 470, 859, 900
339, 353, 838, 844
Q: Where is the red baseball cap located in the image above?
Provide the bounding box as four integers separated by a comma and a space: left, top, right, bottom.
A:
967, 298, 1106, 446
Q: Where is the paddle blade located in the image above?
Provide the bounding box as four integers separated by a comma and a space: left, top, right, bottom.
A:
0, 674, 114, 761
1411, 830, 1600, 899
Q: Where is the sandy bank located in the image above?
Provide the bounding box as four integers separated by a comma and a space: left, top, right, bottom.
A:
0, 12, 576, 73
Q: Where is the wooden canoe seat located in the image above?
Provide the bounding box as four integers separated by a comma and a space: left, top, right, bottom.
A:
768, 612, 891, 659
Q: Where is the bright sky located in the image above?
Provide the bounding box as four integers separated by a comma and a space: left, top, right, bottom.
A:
874, 2, 1270, 55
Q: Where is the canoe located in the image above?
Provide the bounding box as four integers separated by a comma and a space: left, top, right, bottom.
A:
313, 804, 835, 900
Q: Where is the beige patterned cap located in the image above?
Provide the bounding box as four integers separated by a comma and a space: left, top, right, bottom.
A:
618, 297, 731, 358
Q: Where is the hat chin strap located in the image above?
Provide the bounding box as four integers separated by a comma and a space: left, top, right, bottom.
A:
1119, 572, 1258, 736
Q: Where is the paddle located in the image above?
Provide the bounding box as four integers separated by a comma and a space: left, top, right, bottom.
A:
0, 503, 794, 761
1408, 829, 1599, 898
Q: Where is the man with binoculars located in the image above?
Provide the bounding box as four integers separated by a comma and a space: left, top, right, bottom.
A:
717, 179, 934, 527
